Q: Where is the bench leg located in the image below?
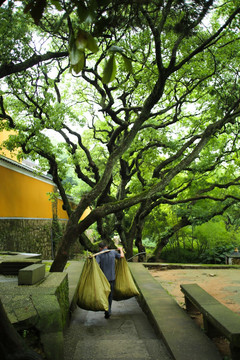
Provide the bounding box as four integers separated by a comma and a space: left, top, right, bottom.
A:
203, 317, 222, 338
185, 296, 199, 312
230, 344, 240, 360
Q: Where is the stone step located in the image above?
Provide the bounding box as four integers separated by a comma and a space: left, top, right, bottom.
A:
73, 339, 165, 360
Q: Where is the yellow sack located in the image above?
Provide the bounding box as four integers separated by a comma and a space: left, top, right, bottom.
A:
113, 257, 140, 301
77, 257, 111, 311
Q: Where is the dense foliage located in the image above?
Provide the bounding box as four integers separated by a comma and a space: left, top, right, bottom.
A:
1, 1, 240, 271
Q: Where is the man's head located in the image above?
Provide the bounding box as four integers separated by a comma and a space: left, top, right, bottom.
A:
99, 241, 107, 250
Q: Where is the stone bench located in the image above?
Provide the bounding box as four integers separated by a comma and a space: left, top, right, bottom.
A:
18, 263, 45, 285
180, 283, 240, 360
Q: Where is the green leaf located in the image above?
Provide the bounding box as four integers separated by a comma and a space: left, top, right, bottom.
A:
24, 0, 47, 25
102, 54, 116, 84
76, 3, 89, 23
69, 44, 84, 65
69, 32, 85, 66
50, 0, 62, 11
122, 54, 133, 74
75, 30, 88, 50
86, 34, 99, 53
72, 53, 85, 74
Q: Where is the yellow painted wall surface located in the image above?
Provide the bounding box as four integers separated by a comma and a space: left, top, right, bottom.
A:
0, 129, 90, 221
0, 128, 20, 161
0, 165, 69, 219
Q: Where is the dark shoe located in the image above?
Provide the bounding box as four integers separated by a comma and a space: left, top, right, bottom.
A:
104, 311, 111, 319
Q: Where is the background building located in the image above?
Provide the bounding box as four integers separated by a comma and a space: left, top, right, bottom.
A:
0, 130, 82, 259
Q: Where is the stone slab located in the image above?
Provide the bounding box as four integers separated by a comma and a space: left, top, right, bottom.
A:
181, 283, 240, 345
0, 263, 72, 360
65, 297, 172, 360
18, 263, 45, 285
38, 272, 66, 288
73, 339, 152, 360
32, 294, 63, 333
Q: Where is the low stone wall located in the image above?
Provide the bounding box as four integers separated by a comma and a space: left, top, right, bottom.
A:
233, 258, 240, 265
1, 270, 70, 360
129, 263, 222, 360
0, 218, 82, 259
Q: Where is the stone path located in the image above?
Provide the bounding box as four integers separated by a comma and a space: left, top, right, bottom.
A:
63, 297, 173, 360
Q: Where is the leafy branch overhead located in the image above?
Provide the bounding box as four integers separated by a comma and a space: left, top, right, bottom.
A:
23, 0, 111, 25
22, 0, 133, 80
3, 3, 240, 359
1, 0, 240, 272
69, 29, 99, 74
102, 46, 133, 84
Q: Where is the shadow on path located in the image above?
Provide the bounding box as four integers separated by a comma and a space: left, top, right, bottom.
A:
64, 297, 173, 360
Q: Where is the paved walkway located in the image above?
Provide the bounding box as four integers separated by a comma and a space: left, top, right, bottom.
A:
64, 261, 224, 360
63, 297, 173, 360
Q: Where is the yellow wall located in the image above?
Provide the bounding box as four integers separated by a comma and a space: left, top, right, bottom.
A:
0, 165, 69, 219
0, 128, 20, 161
0, 129, 90, 221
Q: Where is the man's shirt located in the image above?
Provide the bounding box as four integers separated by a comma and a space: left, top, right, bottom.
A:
96, 250, 121, 281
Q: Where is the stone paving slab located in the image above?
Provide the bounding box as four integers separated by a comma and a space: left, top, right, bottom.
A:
64, 297, 173, 360
73, 339, 152, 360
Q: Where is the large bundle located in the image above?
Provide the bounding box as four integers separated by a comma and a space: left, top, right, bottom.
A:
113, 257, 140, 301
77, 257, 110, 311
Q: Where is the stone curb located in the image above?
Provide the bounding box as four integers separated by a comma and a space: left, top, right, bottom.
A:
129, 263, 222, 360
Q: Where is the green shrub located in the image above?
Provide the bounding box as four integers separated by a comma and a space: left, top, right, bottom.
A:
142, 238, 156, 248
199, 244, 235, 264
160, 246, 199, 264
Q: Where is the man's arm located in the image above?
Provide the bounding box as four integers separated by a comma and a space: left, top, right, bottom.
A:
118, 247, 124, 258
95, 254, 100, 264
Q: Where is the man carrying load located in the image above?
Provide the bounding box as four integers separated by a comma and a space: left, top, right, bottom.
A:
96, 242, 124, 319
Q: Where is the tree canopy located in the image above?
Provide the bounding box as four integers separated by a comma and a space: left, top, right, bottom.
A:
1, 0, 240, 271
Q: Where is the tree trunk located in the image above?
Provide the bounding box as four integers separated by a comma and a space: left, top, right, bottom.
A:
152, 216, 191, 261
135, 233, 146, 262
0, 299, 43, 360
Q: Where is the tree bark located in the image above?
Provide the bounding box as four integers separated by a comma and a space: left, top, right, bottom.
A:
0, 51, 68, 79
0, 299, 43, 360
151, 217, 191, 262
